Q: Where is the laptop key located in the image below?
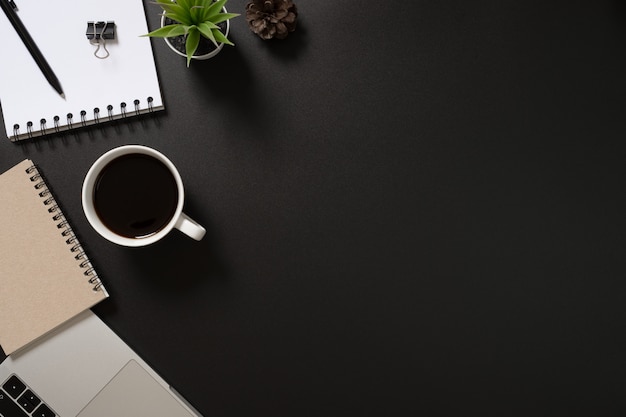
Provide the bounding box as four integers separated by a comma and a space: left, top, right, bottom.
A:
21, 389, 41, 408
2, 375, 26, 398
0, 388, 30, 416
33, 402, 56, 417
18, 391, 37, 412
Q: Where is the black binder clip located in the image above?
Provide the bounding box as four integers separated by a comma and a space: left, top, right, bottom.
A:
86, 21, 115, 59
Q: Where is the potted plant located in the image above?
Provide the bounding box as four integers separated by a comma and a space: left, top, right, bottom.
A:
144, 0, 239, 66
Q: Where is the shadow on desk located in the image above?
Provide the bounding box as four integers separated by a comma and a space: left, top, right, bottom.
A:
123, 219, 228, 295
188, 47, 261, 126
183, 21, 309, 137
250, 19, 309, 62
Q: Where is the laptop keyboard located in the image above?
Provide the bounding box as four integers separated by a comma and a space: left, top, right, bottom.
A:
1, 374, 56, 416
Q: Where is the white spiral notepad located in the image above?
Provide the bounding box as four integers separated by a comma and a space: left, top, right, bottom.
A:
0, 0, 164, 141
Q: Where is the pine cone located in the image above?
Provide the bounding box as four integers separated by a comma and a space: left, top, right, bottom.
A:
246, 0, 298, 40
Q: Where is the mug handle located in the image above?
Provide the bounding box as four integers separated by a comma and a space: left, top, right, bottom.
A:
174, 212, 206, 241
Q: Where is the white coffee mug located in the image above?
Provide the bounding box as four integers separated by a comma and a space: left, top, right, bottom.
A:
82, 145, 206, 247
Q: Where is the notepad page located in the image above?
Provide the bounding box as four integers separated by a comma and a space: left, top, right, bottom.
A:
0, 0, 164, 141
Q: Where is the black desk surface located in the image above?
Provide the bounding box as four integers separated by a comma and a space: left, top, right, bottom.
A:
1, 1, 626, 415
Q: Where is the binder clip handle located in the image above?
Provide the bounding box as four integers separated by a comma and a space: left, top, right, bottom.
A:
86, 21, 115, 59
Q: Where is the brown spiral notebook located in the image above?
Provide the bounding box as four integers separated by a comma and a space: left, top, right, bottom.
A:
0, 160, 108, 355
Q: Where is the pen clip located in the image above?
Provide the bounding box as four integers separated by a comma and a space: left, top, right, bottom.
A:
8, 0, 17, 10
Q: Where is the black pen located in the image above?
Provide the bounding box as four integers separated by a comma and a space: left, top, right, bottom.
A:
0, 0, 65, 97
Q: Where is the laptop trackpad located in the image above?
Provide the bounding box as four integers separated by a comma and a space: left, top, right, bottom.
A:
77, 359, 195, 417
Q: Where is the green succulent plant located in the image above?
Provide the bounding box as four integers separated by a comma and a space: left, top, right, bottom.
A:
144, 0, 238, 66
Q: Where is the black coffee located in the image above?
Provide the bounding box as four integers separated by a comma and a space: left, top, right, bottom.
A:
93, 153, 179, 239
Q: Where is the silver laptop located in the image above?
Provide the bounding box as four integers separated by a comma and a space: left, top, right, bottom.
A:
0, 309, 202, 416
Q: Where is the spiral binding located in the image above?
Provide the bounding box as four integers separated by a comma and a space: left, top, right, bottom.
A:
25, 164, 104, 292
11, 96, 156, 141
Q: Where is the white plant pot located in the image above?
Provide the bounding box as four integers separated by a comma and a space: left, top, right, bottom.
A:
161, 7, 230, 61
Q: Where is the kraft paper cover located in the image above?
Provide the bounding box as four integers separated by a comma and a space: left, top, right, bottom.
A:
0, 159, 107, 355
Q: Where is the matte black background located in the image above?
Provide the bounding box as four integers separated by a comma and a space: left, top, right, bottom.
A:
1, 1, 626, 415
